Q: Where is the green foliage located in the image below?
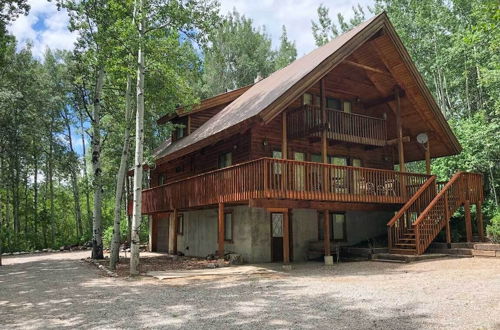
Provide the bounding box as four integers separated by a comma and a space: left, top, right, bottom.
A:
486, 212, 500, 243
201, 10, 297, 98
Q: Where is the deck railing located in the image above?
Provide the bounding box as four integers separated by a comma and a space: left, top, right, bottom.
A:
287, 105, 387, 146
138, 158, 430, 214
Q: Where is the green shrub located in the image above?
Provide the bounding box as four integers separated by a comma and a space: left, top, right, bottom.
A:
486, 212, 500, 243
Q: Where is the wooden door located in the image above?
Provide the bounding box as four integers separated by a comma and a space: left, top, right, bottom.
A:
271, 213, 283, 262
271, 212, 293, 262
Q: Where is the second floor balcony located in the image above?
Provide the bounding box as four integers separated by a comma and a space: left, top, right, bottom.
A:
286, 105, 387, 147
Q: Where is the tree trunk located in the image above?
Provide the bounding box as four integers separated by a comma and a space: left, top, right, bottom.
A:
48, 118, 56, 247
91, 68, 106, 260
126, 172, 132, 245
130, 0, 145, 275
64, 109, 83, 239
33, 152, 39, 248
110, 75, 133, 270
79, 109, 92, 236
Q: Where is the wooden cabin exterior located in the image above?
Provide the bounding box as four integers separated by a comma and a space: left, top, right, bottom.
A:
132, 13, 484, 263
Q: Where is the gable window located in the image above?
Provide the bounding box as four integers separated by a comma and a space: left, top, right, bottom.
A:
218, 152, 232, 168
303, 93, 313, 105
224, 212, 233, 242
326, 97, 341, 110
171, 117, 188, 142
177, 213, 184, 235
318, 212, 347, 241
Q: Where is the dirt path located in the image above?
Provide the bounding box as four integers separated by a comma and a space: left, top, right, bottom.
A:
0, 251, 499, 329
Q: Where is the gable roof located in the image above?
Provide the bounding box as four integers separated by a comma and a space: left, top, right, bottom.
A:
154, 12, 460, 163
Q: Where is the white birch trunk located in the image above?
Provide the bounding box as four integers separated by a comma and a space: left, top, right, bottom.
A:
91, 68, 106, 260
110, 76, 134, 269
130, 0, 145, 275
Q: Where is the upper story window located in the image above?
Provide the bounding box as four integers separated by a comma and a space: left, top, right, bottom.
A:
326, 97, 341, 110
218, 152, 232, 169
303, 93, 313, 105
171, 117, 188, 142
158, 173, 166, 185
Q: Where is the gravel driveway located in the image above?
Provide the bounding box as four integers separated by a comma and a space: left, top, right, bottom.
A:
0, 251, 499, 329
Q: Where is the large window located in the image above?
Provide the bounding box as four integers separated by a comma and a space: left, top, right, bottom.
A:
326, 97, 341, 110
218, 152, 232, 168
318, 212, 347, 241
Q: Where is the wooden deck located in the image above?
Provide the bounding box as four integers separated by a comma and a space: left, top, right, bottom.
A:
138, 158, 430, 214
287, 105, 387, 146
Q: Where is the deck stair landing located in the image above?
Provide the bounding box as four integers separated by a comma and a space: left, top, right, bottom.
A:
387, 172, 483, 255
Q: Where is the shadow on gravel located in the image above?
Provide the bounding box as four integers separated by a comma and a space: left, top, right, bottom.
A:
0, 257, 434, 329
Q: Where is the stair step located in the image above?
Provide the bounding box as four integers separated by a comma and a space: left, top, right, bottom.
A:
389, 248, 417, 255
395, 243, 416, 247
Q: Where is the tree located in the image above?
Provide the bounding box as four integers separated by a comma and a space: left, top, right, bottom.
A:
274, 26, 297, 71
201, 10, 276, 97
129, 0, 219, 275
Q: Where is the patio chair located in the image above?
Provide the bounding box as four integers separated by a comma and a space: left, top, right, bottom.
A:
358, 177, 375, 195
377, 179, 396, 196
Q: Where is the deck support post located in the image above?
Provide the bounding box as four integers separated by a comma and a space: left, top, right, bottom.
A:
283, 210, 290, 265
476, 201, 484, 242
425, 140, 431, 175
149, 216, 157, 252
320, 78, 329, 194
168, 212, 176, 254
281, 112, 287, 191
464, 200, 472, 242
444, 193, 451, 245
172, 209, 178, 255
218, 203, 225, 258
395, 87, 406, 199
323, 210, 333, 265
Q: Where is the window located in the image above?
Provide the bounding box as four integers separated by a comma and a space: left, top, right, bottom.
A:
218, 152, 232, 168
318, 212, 346, 241
343, 101, 352, 113
224, 212, 233, 242
310, 154, 322, 163
326, 97, 341, 110
175, 126, 185, 139
158, 173, 166, 185
272, 150, 282, 175
177, 213, 183, 235
303, 93, 313, 105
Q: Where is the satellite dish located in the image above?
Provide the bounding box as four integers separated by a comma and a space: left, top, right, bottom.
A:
417, 132, 429, 144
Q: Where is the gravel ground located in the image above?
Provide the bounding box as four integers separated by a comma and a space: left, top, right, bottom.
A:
0, 251, 499, 329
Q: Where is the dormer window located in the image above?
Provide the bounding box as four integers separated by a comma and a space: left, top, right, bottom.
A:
171, 117, 188, 142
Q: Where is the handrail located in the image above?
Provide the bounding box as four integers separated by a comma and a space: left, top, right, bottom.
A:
386, 175, 436, 227
412, 172, 463, 227
136, 158, 431, 215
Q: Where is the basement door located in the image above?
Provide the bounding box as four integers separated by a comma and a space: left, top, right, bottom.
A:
270, 213, 293, 262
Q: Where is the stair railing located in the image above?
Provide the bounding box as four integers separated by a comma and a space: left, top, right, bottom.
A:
387, 175, 437, 251
413, 172, 483, 254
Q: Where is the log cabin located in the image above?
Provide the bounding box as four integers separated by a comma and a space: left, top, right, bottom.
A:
131, 12, 484, 264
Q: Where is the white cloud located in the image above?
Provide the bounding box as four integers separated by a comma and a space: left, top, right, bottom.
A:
219, 0, 375, 56
7, 0, 78, 58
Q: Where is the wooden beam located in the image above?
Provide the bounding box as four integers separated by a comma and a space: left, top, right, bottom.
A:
464, 200, 472, 243
476, 201, 484, 242
386, 136, 410, 146
323, 210, 331, 257
425, 140, 431, 175
343, 60, 392, 77
168, 213, 176, 254
283, 210, 290, 264
363, 90, 406, 109
444, 192, 451, 245
249, 199, 402, 211
320, 78, 329, 194
395, 87, 405, 173
172, 209, 178, 255
218, 203, 224, 258
281, 112, 288, 159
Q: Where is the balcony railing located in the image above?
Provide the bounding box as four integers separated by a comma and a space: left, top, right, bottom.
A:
287, 105, 387, 146
137, 158, 430, 215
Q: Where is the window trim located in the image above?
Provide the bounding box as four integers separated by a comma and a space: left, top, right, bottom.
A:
218, 152, 233, 169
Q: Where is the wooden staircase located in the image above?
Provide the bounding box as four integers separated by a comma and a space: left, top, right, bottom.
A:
387, 172, 483, 255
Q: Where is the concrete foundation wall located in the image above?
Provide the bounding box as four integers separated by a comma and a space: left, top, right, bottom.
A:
169, 206, 392, 263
